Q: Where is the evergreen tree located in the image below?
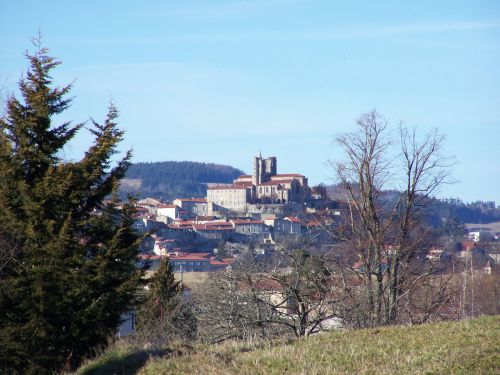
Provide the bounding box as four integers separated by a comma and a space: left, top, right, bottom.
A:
140, 258, 181, 322
136, 258, 196, 344
0, 41, 142, 373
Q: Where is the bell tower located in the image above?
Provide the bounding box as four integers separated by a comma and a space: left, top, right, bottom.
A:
253, 155, 263, 185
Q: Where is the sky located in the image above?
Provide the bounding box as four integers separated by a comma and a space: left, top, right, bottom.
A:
1, 0, 499, 203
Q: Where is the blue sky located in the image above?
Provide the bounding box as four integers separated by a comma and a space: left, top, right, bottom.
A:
1, 0, 499, 202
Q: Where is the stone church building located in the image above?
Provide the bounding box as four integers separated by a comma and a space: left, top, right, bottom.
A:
207, 154, 311, 212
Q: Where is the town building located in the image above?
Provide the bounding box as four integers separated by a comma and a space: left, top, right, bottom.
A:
156, 204, 179, 221
207, 154, 311, 213
173, 198, 208, 218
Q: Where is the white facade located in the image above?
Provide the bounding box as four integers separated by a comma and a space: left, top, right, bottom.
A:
156, 204, 179, 220
207, 185, 249, 212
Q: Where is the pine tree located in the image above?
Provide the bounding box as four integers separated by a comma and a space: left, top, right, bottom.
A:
137, 258, 181, 333
0, 40, 142, 373
136, 258, 197, 345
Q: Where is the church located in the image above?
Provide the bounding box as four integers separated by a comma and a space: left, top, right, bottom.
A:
207, 154, 311, 212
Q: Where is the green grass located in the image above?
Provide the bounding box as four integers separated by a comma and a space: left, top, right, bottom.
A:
75, 316, 500, 375
74, 344, 148, 375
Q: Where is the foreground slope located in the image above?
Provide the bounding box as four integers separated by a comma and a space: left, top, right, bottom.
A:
77, 316, 499, 375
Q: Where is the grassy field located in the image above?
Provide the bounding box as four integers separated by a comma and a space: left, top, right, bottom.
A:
75, 315, 500, 375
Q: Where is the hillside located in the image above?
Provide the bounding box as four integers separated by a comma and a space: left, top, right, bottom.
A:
326, 184, 500, 227
121, 161, 245, 201
75, 315, 499, 375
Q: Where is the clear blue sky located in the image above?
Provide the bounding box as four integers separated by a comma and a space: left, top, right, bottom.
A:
1, 1, 499, 203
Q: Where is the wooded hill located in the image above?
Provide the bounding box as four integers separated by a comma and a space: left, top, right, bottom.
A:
121, 161, 245, 201
325, 184, 500, 226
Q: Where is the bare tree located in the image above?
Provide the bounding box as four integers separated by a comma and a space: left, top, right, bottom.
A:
194, 244, 338, 343
325, 110, 455, 327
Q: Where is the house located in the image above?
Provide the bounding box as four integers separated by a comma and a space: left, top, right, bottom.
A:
264, 216, 285, 233
167, 252, 234, 272
168, 252, 212, 272
136, 253, 165, 269
207, 184, 251, 213
427, 246, 445, 262
209, 256, 235, 270
283, 217, 302, 234
133, 214, 156, 234
153, 238, 176, 255
193, 222, 235, 240
194, 215, 218, 223
483, 259, 493, 274
173, 198, 208, 218
231, 219, 269, 235
467, 229, 494, 243
486, 248, 500, 263
137, 197, 164, 213
457, 241, 477, 257
156, 204, 179, 221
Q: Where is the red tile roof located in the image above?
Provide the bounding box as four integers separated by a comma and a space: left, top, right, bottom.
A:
138, 253, 165, 260
231, 220, 263, 225
305, 220, 321, 227
195, 216, 217, 221
285, 216, 302, 223
273, 174, 304, 178
258, 179, 293, 186
157, 204, 178, 209
176, 198, 207, 203
193, 223, 234, 231
168, 252, 211, 261
234, 181, 254, 187
209, 257, 235, 266
208, 184, 247, 190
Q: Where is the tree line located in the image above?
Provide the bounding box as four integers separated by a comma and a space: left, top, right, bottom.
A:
123, 161, 244, 201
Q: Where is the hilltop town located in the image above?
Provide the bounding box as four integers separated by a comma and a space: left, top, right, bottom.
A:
132, 154, 332, 275
130, 153, 500, 317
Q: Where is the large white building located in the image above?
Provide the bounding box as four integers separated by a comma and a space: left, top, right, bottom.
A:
207, 154, 310, 213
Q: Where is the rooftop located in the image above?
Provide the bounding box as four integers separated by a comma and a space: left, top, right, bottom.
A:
157, 204, 178, 209
175, 198, 207, 203
207, 184, 247, 190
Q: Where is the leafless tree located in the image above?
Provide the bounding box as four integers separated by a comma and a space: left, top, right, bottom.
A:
324, 110, 455, 327
194, 244, 339, 343
133, 292, 197, 348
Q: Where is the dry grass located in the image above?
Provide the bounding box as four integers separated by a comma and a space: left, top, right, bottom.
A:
75, 316, 500, 375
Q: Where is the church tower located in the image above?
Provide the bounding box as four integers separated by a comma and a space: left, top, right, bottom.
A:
265, 156, 277, 176
253, 155, 263, 185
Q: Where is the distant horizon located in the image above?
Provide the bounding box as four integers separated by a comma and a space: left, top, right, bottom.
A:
2, 1, 499, 203
126, 157, 498, 205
